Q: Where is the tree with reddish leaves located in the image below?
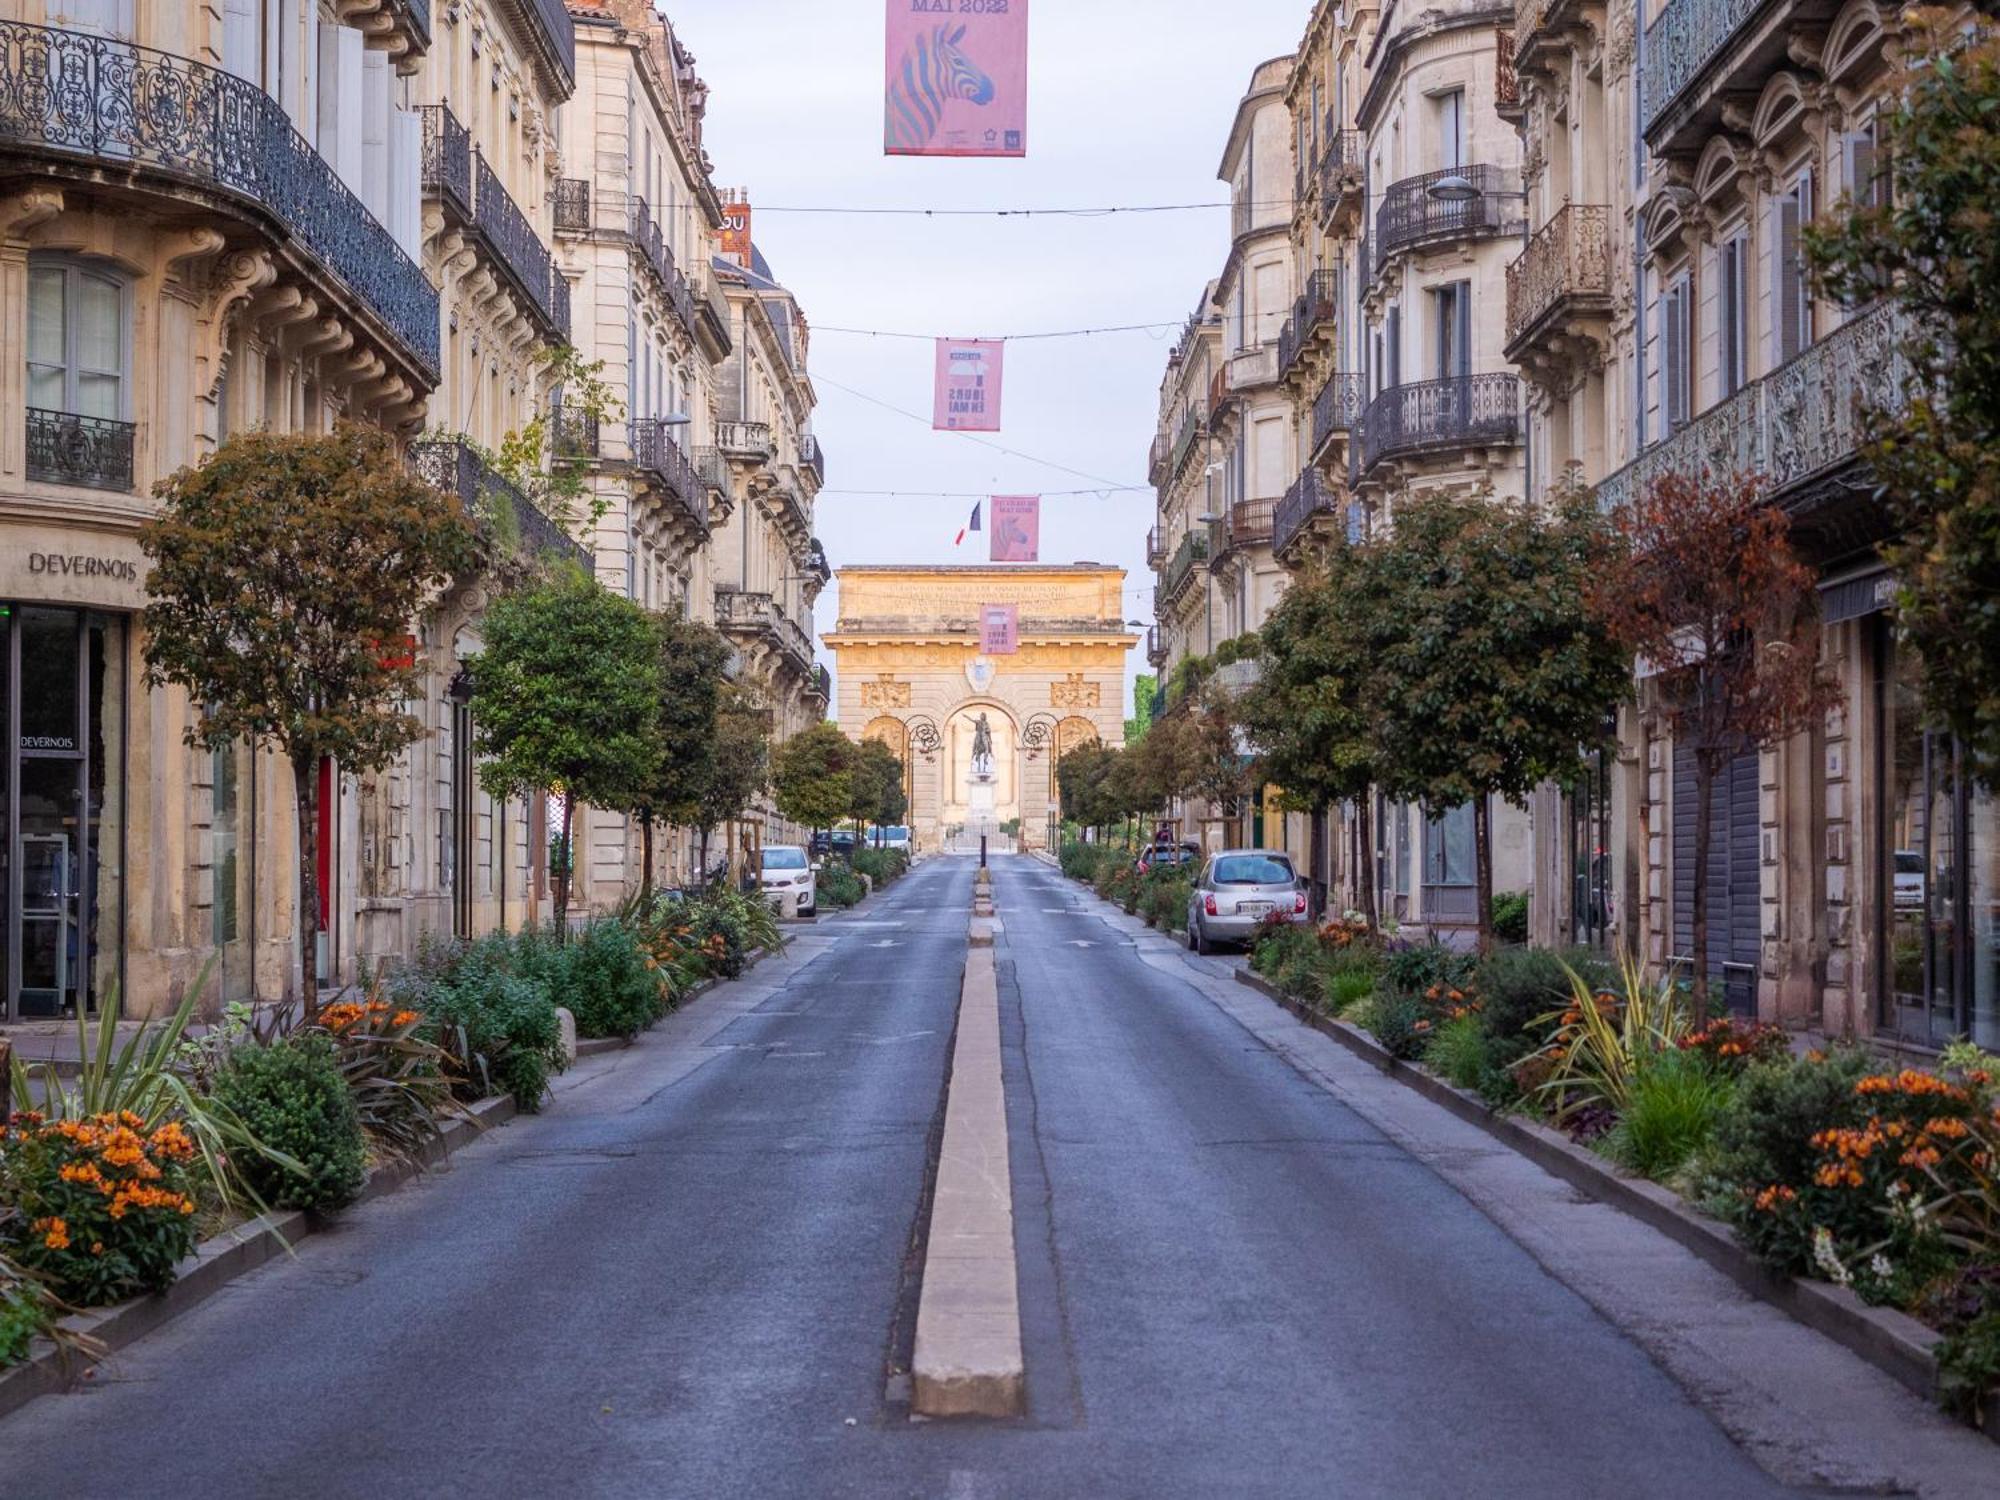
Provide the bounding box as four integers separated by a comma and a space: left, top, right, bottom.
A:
1592, 470, 1840, 1021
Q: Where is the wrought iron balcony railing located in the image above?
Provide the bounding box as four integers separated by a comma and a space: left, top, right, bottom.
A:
630, 417, 708, 533
1594, 303, 1911, 515
474, 154, 566, 340
0, 21, 439, 377
26, 408, 135, 491
806, 537, 831, 582
1278, 269, 1339, 374
518, 0, 577, 88
1359, 373, 1522, 474
1505, 204, 1613, 351
631, 197, 699, 340
1375, 165, 1513, 272
420, 104, 472, 222
1168, 406, 1203, 478
1641, 0, 1764, 139
550, 405, 598, 459
717, 421, 775, 459
801, 433, 825, 487
1316, 128, 1364, 225
1209, 499, 1276, 563
773, 602, 815, 673
552, 177, 589, 235
410, 436, 593, 574
1146, 526, 1165, 571
1274, 468, 1337, 558
1164, 531, 1209, 601
808, 664, 831, 704
1311, 372, 1365, 456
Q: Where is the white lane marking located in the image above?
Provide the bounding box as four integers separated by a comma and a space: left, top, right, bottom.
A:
1067, 939, 1096, 948
868, 939, 901, 948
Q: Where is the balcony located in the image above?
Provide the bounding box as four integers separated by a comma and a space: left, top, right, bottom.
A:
801, 433, 825, 488
1146, 527, 1165, 571
1504, 204, 1613, 363
1496, 28, 1520, 116
1375, 165, 1515, 275
716, 589, 815, 677
1359, 374, 1522, 476
1317, 128, 1365, 230
474, 155, 567, 341
631, 197, 700, 341
1148, 432, 1171, 485
1227, 344, 1281, 393
1310, 372, 1365, 461
694, 447, 731, 506
807, 664, 831, 707
718, 421, 776, 460
806, 538, 832, 585
1278, 270, 1339, 377
1146, 624, 1166, 669
1640, 0, 1839, 150
1273, 468, 1338, 560
630, 417, 709, 535
1163, 532, 1209, 604
1168, 406, 1204, 479
421, 104, 472, 223
1209, 500, 1276, 565
507, 0, 576, 91
1594, 304, 1911, 524
550, 405, 598, 460
1, 22, 439, 379
410, 436, 593, 575
26, 408, 135, 491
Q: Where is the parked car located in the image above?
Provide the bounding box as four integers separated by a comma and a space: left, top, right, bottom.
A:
761, 844, 817, 918
1894, 850, 1926, 910
1136, 842, 1201, 874
867, 825, 912, 852
1187, 849, 1305, 953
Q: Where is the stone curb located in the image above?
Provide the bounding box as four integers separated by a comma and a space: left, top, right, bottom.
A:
911, 932, 1024, 1419
0, 1091, 516, 1423
0, 929, 804, 1425
1226, 965, 1989, 1424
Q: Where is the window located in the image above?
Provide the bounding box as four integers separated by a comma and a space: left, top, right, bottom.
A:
27, 259, 126, 421
1433, 88, 1465, 171
1775, 173, 1815, 363
1718, 233, 1749, 397
1432, 281, 1471, 380
1661, 272, 1693, 432
1213, 854, 1294, 886
1424, 802, 1476, 886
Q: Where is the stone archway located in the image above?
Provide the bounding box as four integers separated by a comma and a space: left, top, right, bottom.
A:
938, 697, 1022, 837
862, 714, 913, 813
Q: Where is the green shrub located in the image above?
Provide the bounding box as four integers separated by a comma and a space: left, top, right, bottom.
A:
398, 936, 567, 1113
1610, 1051, 1734, 1179
212, 1035, 366, 1213
523, 920, 665, 1039
1424, 1014, 1492, 1092
853, 847, 908, 886
816, 861, 866, 909
1367, 991, 1432, 1060
1473, 947, 1613, 1064
1491, 890, 1530, 945
1379, 941, 1479, 1001
1324, 968, 1376, 1016
1138, 870, 1191, 931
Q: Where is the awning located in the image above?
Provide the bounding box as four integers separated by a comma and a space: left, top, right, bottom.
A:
1820, 567, 1898, 626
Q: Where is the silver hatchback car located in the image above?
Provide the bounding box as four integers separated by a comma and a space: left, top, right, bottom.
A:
1187, 849, 1305, 953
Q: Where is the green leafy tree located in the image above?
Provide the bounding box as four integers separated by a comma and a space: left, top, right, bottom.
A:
1240, 549, 1384, 925
845, 737, 905, 842
688, 686, 771, 881
1361, 488, 1632, 953
773, 722, 857, 836
637, 610, 732, 895
470, 572, 662, 934
1807, 14, 2000, 778
1593, 469, 1835, 1018
140, 426, 481, 1007
1126, 672, 1157, 745
1058, 742, 1120, 834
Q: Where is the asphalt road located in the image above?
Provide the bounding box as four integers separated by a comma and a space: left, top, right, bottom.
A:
0, 853, 1802, 1498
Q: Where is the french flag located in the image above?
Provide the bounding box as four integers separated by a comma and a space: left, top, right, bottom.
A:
953, 499, 981, 546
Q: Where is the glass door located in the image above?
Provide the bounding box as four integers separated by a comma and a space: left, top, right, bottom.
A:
12, 608, 87, 1019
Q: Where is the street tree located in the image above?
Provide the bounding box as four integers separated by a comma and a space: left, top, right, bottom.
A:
688, 685, 771, 882
847, 737, 908, 843
140, 425, 481, 1009
1057, 741, 1119, 836
773, 722, 857, 838
1361, 488, 1631, 953
470, 571, 663, 935
1807, 14, 2000, 778
1240, 550, 1383, 926
638, 610, 733, 896
1593, 469, 1836, 1018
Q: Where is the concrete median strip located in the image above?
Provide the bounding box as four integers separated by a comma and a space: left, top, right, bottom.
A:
910, 924, 1024, 1418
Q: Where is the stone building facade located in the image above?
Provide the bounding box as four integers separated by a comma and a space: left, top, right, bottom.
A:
0, 0, 829, 1020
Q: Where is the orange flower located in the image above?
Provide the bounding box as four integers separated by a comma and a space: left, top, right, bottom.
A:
33, 1217, 70, 1252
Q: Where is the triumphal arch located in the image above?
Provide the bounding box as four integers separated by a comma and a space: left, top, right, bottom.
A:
823, 566, 1135, 850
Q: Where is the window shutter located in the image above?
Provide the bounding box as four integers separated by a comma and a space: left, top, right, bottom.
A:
1848, 131, 1878, 209
222, 0, 258, 84
1777, 192, 1803, 363
1455, 279, 1472, 380
1664, 279, 1689, 432
1387, 304, 1402, 388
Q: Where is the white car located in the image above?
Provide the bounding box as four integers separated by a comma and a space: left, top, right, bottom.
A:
869, 825, 913, 853
761, 845, 816, 918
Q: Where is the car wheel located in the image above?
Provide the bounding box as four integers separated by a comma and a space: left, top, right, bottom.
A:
1189, 916, 1208, 955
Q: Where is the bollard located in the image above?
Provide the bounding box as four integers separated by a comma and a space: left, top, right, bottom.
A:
980, 835, 987, 870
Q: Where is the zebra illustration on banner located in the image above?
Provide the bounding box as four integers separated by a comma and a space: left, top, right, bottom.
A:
884, 5, 1028, 159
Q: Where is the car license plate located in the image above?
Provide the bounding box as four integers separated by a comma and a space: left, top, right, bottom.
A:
1239, 901, 1272, 916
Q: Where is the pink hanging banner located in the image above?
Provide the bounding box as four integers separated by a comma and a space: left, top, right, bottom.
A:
980, 603, 1020, 655
885, 4, 1029, 158
933, 338, 1004, 431
989, 496, 1040, 562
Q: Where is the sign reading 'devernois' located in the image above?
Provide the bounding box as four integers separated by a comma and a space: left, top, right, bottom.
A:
979, 603, 1019, 655
989, 496, 1039, 562
934, 338, 1004, 431
885, 2, 1029, 158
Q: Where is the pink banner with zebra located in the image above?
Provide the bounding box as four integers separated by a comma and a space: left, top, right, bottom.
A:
980, 603, 1020, 655
989, 496, 1040, 562
933, 338, 1004, 430
885, 3, 1029, 158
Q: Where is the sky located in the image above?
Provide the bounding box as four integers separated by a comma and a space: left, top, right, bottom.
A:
673, 0, 1312, 709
